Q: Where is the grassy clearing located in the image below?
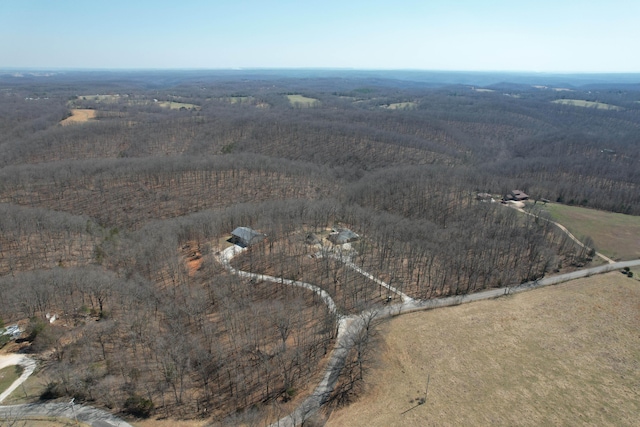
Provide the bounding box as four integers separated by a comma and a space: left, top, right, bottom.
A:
60, 109, 96, 125
383, 102, 418, 110
77, 94, 121, 102
156, 101, 200, 110
326, 272, 640, 427
286, 94, 319, 107
537, 202, 640, 260
0, 364, 23, 394
472, 88, 495, 93
552, 99, 623, 110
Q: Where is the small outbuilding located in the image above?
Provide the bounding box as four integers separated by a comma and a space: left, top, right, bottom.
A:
328, 228, 359, 245
230, 227, 266, 247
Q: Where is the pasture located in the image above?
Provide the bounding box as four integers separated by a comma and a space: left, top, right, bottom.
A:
538, 202, 640, 261
326, 272, 640, 427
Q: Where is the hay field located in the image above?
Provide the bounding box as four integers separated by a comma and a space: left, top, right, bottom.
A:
326, 272, 640, 427
59, 109, 96, 125
539, 203, 640, 261
286, 94, 319, 107
552, 99, 623, 110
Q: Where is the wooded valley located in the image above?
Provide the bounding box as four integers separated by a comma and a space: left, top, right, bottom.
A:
1, 70, 639, 425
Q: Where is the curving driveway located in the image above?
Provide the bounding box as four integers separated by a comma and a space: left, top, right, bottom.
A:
0, 355, 132, 426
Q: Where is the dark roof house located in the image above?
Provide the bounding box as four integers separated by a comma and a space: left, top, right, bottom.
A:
230, 227, 266, 247
505, 190, 529, 201
327, 228, 359, 245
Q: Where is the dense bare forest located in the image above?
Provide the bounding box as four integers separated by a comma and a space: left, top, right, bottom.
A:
1, 70, 639, 424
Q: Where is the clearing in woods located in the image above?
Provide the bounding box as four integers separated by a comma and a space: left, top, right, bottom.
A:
551, 99, 623, 110
383, 102, 418, 110
325, 272, 640, 427
286, 94, 320, 107
536, 202, 640, 260
59, 109, 96, 125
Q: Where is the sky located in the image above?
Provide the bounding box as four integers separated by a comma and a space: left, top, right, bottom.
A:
1, 0, 639, 72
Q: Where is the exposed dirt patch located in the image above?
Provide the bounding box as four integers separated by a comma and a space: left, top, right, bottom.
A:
181, 241, 203, 276
326, 272, 640, 426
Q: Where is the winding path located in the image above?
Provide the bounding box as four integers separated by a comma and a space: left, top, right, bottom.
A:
219, 244, 640, 427
2, 232, 636, 427
0, 353, 132, 426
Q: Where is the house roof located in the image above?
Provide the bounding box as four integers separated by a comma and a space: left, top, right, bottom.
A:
328, 228, 359, 244
511, 190, 529, 200
231, 227, 265, 245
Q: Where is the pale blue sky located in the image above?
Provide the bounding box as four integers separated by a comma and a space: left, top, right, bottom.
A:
1, 0, 638, 72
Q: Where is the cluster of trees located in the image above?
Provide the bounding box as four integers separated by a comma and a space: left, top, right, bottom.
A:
0, 70, 637, 422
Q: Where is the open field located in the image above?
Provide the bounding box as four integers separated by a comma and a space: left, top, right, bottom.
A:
286, 94, 320, 107
326, 272, 640, 427
156, 101, 200, 110
552, 99, 623, 110
537, 202, 640, 260
383, 102, 418, 110
59, 108, 96, 125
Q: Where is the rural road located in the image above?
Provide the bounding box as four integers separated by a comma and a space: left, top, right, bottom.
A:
258, 255, 640, 427
0, 402, 133, 427
220, 239, 640, 426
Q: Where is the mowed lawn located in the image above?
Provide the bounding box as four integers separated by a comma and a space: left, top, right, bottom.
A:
0, 365, 23, 395
539, 203, 640, 260
326, 272, 640, 427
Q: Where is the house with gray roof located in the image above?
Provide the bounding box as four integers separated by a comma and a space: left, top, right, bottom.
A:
327, 228, 359, 245
230, 227, 266, 247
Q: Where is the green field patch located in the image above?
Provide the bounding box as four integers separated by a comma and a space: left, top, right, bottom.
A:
0, 364, 23, 395
472, 88, 495, 93
536, 202, 640, 260
382, 102, 418, 110
552, 99, 623, 111
286, 94, 320, 107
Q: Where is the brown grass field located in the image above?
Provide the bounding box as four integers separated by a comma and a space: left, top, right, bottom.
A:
59, 109, 96, 125
326, 272, 640, 427
537, 202, 640, 261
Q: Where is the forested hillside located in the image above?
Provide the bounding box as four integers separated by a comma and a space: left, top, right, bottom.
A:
1, 70, 638, 424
